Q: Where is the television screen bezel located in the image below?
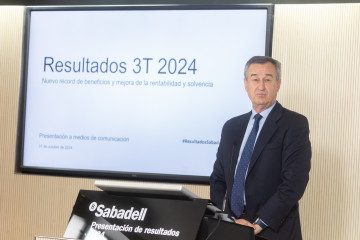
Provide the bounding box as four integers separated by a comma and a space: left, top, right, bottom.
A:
15, 3, 274, 184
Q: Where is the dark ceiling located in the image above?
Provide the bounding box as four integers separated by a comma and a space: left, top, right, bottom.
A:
1, 0, 360, 5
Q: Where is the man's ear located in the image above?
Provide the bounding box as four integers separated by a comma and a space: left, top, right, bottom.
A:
244, 77, 248, 91
277, 79, 281, 91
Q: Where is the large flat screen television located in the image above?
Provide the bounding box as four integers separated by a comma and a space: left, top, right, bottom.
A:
16, 4, 274, 184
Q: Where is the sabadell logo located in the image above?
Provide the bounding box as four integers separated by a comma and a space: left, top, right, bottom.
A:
89, 202, 147, 221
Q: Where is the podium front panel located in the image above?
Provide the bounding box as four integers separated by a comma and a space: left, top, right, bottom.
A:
64, 190, 208, 240
196, 217, 255, 240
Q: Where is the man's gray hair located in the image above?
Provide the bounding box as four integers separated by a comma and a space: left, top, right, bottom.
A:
244, 56, 281, 81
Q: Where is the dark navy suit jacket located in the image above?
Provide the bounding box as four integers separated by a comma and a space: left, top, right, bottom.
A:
210, 102, 311, 240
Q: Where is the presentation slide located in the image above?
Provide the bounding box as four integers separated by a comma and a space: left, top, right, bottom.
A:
22, 8, 268, 178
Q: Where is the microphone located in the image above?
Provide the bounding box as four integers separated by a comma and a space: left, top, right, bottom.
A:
215, 140, 238, 222
224, 141, 238, 210
205, 141, 238, 240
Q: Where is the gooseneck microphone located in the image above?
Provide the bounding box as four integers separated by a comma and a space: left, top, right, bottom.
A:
223, 140, 238, 212
206, 141, 238, 240
214, 140, 238, 223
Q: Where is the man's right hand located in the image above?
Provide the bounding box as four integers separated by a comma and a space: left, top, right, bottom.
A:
234, 218, 256, 229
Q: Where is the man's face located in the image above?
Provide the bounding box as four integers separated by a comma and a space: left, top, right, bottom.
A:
244, 62, 281, 113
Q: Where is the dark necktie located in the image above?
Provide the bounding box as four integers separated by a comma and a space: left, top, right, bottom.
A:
231, 113, 262, 218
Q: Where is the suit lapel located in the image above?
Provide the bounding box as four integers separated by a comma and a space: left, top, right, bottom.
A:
247, 102, 283, 174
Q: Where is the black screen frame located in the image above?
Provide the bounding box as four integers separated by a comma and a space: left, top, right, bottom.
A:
15, 3, 274, 184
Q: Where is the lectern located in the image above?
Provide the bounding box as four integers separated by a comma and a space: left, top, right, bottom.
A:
63, 181, 257, 240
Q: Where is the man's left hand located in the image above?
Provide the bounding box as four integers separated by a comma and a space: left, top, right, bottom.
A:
254, 224, 263, 235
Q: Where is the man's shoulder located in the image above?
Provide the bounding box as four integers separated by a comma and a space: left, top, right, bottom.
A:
223, 112, 251, 128
278, 106, 308, 122
272, 105, 310, 132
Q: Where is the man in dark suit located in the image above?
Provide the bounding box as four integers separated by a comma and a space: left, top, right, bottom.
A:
210, 56, 311, 240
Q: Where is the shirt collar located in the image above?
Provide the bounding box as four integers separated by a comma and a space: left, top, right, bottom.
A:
251, 101, 277, 120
